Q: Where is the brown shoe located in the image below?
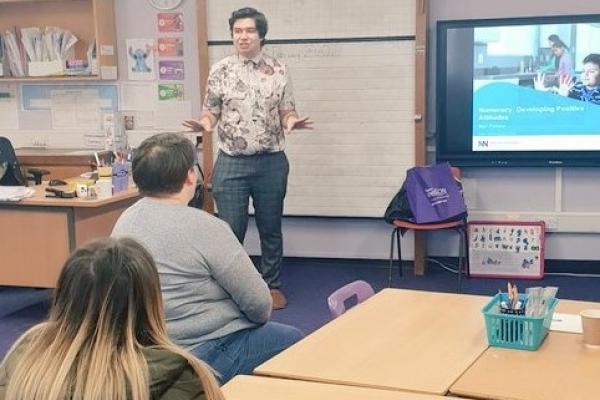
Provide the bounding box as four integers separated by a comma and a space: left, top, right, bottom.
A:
270, 288, 287, 310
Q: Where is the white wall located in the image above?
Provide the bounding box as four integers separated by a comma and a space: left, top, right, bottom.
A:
247, 0, 600, 262
418, 0, 600, 261
10, 0, 600, 262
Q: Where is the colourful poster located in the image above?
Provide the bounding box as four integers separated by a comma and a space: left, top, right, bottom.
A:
158, 83, 184, 101
158, 60, 184, 80
126, 39, 155, 81
157, 13, 184, 33
158, 38, 183, 57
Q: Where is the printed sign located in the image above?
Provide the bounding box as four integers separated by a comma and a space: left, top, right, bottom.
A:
157, 13, 184, 33
158, 38, 183, 57
158, 83, 184, 101
158, 60, 184, 80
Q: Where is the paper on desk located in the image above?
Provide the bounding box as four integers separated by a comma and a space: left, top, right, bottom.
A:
0, 186, 35, 202
550, 313, 583, 334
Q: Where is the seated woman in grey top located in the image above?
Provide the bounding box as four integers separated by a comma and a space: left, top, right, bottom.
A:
111, 133, 303, 383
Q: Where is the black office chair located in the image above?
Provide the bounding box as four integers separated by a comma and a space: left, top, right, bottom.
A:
0, 137, 49, 186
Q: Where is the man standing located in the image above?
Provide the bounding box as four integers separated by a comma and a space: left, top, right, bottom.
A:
184, 7, 313, 309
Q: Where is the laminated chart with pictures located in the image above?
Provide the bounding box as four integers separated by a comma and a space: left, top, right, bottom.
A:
468, 221, 545, 279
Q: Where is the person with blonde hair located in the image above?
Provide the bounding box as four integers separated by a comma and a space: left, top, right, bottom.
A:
0, 237, 224, 400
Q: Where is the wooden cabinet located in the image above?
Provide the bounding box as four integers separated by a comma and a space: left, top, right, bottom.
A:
0, 184, 139, 287
0, 0, 117, 81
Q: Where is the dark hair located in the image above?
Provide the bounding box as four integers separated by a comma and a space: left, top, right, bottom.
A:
583, 53, 600, 68
52, 237, 161, 347
228, 7, 268, 47
132, 133, 195, 196
549, 34, 568, 50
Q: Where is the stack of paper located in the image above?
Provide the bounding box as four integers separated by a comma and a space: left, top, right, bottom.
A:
0, 186, 35, 202
550, 313, 583, 334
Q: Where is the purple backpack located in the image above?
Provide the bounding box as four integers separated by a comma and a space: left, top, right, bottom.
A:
404, 163, 467, 224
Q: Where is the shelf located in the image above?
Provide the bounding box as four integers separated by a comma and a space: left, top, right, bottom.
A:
0, 75, 114, 82
0, 0, 83, 3
0, 0, 117, 81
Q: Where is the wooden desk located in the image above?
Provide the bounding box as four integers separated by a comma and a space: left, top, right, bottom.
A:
16, 148, 96, 181
222, 375, 464, 400
0, 183, 139, 288
255, 289, 489, 395
450, 299, 600, 400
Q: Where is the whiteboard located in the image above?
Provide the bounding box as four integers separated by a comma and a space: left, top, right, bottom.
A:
206, 0, 416, 217
207, 0, 415, 40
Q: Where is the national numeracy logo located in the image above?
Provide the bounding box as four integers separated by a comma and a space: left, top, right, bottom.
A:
425, 187, 449, 206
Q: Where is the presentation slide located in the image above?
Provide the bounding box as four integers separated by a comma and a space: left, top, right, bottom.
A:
473, 82, 600, 151
471, 22, 600, 152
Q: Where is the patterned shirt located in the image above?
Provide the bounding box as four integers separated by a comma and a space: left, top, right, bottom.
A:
203, 52, 296, 156
569, 82, 600, 105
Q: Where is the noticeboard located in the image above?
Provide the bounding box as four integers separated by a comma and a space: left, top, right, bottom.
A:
468, 221, 545, 279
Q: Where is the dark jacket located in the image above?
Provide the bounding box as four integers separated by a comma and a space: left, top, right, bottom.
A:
0, 338, 206, 400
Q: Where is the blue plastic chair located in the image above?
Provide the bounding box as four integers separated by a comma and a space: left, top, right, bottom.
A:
327, 280, 375, 319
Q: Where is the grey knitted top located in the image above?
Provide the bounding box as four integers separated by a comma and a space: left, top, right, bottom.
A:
111, 197, 272, 349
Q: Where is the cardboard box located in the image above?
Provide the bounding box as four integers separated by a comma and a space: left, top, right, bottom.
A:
28, 60, 63, 77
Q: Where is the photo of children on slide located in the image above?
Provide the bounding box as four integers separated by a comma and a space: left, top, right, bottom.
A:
471, 21, 600, 151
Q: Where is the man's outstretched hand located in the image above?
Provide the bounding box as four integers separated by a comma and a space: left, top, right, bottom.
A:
285, 115, 314, 134
183, 118, 212, 133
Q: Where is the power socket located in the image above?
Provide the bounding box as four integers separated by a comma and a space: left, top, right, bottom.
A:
532, 215, 559, 231
31, 136, 47, 147
546, 217, 559, 231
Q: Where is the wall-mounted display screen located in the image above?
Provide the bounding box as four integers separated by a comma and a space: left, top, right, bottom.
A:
437, 14, 600, 166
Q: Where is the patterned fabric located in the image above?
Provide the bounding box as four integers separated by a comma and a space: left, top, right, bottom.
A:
212, 151, 289, 288
569, 82, 600, 105
204, 53, 296, 156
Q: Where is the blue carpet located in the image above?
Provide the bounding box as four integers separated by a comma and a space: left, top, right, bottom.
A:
2, 258, 600, 360
271, 258, 600, 335
0, 287, 51, 319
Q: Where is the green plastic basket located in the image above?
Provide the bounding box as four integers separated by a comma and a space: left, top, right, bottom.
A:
482, 293, 558, 351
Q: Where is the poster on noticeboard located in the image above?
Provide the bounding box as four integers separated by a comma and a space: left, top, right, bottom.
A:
468, 221, 545, 279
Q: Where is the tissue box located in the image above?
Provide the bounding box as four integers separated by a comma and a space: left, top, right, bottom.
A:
28, 60, 64, 77
112, 163, 130, 194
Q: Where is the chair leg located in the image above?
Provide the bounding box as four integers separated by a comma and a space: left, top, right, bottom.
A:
457, 225, 469, 293
388, 228, 396, 287
463, 225, 470, 278
388, 227, 403, 287
396, 228, 402, 277
457, 227, 463, 293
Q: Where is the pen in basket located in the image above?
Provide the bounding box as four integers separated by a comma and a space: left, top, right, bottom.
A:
507, 282, 519, 309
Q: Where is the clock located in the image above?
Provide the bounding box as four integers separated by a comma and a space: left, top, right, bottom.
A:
147, 0, 184, 10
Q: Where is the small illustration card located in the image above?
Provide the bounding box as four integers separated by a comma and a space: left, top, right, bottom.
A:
158, 83, 184, 101
158, 60, 184, 80
158, 38, 183, 57
157, 13, 184, 33
126, 39, 155, 81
